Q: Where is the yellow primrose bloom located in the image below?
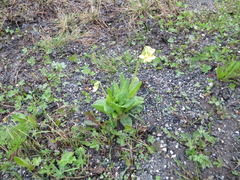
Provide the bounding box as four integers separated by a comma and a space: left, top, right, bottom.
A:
92, 81, 100, 92
139, 46, 156, 63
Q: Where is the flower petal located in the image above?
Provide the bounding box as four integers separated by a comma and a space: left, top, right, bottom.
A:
92, 81, 100, 92
139, 46, 156, 63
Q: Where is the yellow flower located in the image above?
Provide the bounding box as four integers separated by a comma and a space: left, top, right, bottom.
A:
139, 46, 156, 63
92, 81, 100, 92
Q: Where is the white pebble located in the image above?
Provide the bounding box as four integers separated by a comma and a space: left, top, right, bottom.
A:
160, 144, 166, 148
162, 147, 167, 153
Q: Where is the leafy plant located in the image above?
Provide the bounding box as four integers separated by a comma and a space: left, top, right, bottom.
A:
180, 126, 218, 169
0, 113, 37, 157
200, 64, 212, 73
163, 126, 218, 170
92, 73, 143, 127
93, 46, 156, 127
216, 60, 240, 83
81, 64, 95, 76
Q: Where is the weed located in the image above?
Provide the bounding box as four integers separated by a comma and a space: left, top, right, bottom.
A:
83, 51, 118, 73
231, 159, 240, 176
56, 12, 78, 34
125, 0, 155, 17
38, 29, 81, 54
27, 57, 36, 66
180, 126, 217, 169
216, 60, 240, 83
81, 64, 96, 76
208, 95, 231, 119
67, 54, 79, 63
163, 126, 218, 169
81, 91, 91, 103
200, 64, 212, 73
0, 113, 37, 158
174, 158, 200, 180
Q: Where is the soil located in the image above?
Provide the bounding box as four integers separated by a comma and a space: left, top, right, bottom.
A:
0, 0, 239, 179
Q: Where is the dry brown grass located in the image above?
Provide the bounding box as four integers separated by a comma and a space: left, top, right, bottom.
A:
0, 0, 185, 49
120, 0, 183, 29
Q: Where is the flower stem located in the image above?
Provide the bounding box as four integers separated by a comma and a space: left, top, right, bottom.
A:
132, 60, 141, 81
100, 82, 107, 96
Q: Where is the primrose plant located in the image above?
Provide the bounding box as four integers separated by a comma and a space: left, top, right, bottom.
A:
92, 46, 156, 128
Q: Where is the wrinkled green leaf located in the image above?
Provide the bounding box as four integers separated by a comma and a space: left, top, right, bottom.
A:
32, 157, 42, 166
92, 99, 106, 113
125, 96, 144, 112
120, 116, 132, 127
58, 152, 76, 167
129, 104, 143, 114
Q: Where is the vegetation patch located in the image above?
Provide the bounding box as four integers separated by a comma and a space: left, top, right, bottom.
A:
0, 0, 239, 179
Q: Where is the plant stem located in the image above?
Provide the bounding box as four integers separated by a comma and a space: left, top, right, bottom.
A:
100, 82, 107, 96
132, 60, 141, 80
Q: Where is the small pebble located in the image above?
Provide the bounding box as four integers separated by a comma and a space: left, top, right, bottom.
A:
208, 176, 214, 179
162, 147, 167, 153
160, 144, 166, 148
